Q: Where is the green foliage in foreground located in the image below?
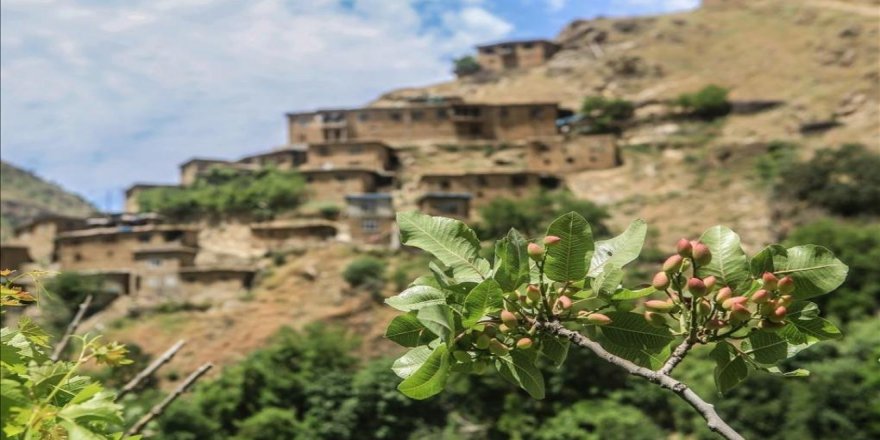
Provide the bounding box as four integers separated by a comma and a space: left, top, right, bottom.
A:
675, 85, 731, 120
1, 272, 133, 439
382, 210, 855, 440
153, 318, 879, 440
780, 144, 880, 217
477, 190, 609, 240
137, 167, 307, 220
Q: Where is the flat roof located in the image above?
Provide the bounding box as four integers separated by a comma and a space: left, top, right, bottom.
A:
14, 214, 88, 234
418, 192, 473, 200
178, 157, 232, 168
420, 170, 559, 179
125, 183, 179, 195
345, 193, 393, 200
56, 224, 199, 241
286, 102, 559, 118
238, 146, 308, 162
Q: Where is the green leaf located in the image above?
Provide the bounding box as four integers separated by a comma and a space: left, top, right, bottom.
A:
749, 244, 786, 277
592, 264, 623, 297
392, 346, 433, 379
538, 334, 570, 367
544, 212, 593, 282
784, 302, 842, 341
416, 305, 455, 342
495, 350, 545, 399
744, 331, 788, 365
601, 339, 671, 370
765, 245, 848, 300
385, 313, 437, 347
397, 211, 489, 282
397, 344, 450, 400
58, 391, 123, 425
462, 279, 504, 328
589, 219, 647, 276
610, 287, 656, 301
697, 225, 751, 292
600, 312, 674, 350
385, 285, 446, 312
493, 229, 530, 291
710, 342, 749, 394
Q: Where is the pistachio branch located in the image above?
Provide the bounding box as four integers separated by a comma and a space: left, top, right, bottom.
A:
535, 319, 744, 440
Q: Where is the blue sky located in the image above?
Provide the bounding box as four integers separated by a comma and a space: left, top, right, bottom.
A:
0, 0, 697, 211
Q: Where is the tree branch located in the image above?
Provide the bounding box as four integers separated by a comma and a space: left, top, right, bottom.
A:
536, 320, 744, 440
659, 338, 693, 376
50, 294, 93, 361
115, 340, 186, 401
126, 362, 213, 436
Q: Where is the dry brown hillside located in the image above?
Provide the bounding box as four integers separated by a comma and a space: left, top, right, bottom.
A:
82, 0, 879, 382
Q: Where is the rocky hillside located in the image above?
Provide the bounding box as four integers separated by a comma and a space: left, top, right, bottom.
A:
80, 0, 878, 383
0, 161, 96, 240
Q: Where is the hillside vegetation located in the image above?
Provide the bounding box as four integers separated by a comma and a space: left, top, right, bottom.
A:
0, 161, 96, 240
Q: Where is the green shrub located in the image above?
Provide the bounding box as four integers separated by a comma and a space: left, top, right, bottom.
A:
232, 408, 301, 440
452, 56, 481, 77
779, 144, 880, 216
478, 190, 610, 239
675, 85, 731, 119
343, 257, 386, 289
537, 401, 661, 440
580, 96, 635, 133
138, 168, 306, 220
754, 140, 799, 185
318, 204, 341, 220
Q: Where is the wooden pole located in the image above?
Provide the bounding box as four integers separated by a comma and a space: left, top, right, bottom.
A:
126, 362, 213, 436
50, 294, 93, 361
115, 340, 186, 401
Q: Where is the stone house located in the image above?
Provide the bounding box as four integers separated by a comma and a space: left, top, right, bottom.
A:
300, 168, 393, 206
305, 141, 394, 171
237, 146, 308, 170
55, 224, 199, 271
419, 171, 562, 211
249, 220, 337, 249
179, 158, 256, 186
178, 267, 255, 300
287, 102, 560, 144
417, 193, 472, 220
345, 193, 395, 245
476, 39, 559, 72
527, 135, 619, 173
13, 215, 87, 263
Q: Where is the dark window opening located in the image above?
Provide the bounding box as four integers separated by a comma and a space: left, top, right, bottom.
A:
439, 180, 451, 190
163, 231, 183, 242
566, 157, 575, 164
512, 175, 528, 187
411, 111, 424, 121
437, 109, 448, 119
390, 112, 402, 122
477, 176, 488, 187
530, 107, 544, 119
138, 233, 151, 243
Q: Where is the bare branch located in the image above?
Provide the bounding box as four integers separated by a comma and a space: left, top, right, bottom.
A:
126, 362, 213, 436
536, 320, 744, 440
50, 294, 93, 361
115, 340, 186, 401
659, 338, 693, 376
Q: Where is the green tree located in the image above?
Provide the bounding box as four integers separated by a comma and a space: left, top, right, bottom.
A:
779, 144, 880, 217
676, 85, 731, 119
453, 56, 481, 77
343, 257, 386, 290
478, 190, 609, 239
580, 96, 635, 133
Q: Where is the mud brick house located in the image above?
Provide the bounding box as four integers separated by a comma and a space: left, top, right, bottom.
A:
419, 171, 562, 212
286, 102, 560, 144
179, 158, 256, 186
55, 224, 199, 271
178, 267, 255, 298
0, 244, 32, 273
476, 39, 559, 72
417, 193, 472, 220
305, 141, 395, 171
13, 215, 87, 263
300, 168, 393, 205
527, 135, 619, 172
249, 220, 338, 249
237, 146, 308, 170
125, 184, 180, 213
345, 193, 396, 244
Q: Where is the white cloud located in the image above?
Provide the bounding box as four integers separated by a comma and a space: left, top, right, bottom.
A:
613, 0, 699, 13
545, 0, 567, 12
0, 0, 512, 209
